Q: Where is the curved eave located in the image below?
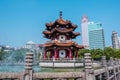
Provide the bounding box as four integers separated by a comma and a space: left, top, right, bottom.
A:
46, 23, 54, 27
54, 28, 73, 33
55, 19, 70, 25
73, 32, 80, 36
43, 41, 84, 49
43, 43, 74, 47
76, 45, 84, 49
71, 32, 80, 38
43, 31, 51, 35
45, 19, 77, 30
43, 28, 74, 35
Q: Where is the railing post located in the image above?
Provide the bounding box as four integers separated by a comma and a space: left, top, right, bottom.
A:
101, 56, 109, 80
115, 58, 118, 65
110, 57, 114, 66
118, 59, 120, 64
101, 56, 107, 67
24, 52, 33, 80
84, 53, 94, 80
118, 59, 120, 79
110, 57, 117, 80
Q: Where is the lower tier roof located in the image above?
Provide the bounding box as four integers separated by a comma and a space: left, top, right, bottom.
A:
40, 40, 84, 49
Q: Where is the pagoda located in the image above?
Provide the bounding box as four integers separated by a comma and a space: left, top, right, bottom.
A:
42, 11, 84, 60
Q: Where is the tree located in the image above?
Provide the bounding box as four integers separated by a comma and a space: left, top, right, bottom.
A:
114, 49, 120, 58
104, 47, 115, 59
78, 49, 90, 58
90, 49, 103, 60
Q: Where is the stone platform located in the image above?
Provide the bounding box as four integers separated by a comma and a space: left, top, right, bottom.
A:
39, 59, 100, 68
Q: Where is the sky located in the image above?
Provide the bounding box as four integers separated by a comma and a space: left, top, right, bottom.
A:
0, 0, 120, 47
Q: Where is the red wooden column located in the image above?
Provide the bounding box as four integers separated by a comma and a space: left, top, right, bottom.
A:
65, 50, 67, 58
69, 49, 73, 60
54, 49, 57, 60
44, 50, 47, 60
76, 50, 78, 58
57, 50, 59, 58
50, 51, 52, 59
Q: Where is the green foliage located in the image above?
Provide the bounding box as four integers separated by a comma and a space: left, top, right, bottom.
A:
0, 48, 9, 60
78, 47, 120, 60
90, 49, 103, 60
115, 49, 120, 58
13, 48, 30, 62
0, 50, 4, 60
78, 49, 90, 58
104, 47, 115, 59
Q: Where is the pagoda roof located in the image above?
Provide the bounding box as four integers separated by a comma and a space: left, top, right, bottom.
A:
42, 40, 84, 49
43, 29, 80, 39
43, 28, 80, 35
46, 19, 77, 28
43, 28, 73, 34
45, 11, 77, 29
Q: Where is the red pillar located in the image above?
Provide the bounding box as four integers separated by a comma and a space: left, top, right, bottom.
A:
69, 49, 72, 60
44, 50, 47, 60
76, 50, 78, 58
57, 35, 59, 39
54, 49, 57, 60
66, 35, 69, 40
50, 51, 52, 59
57, 50, 59, 58
65, 50, 67, 58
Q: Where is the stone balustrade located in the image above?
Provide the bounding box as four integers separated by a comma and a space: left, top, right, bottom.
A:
0, 52, 120, 80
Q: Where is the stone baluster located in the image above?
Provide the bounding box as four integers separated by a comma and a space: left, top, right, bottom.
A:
24, 52, 33, 80
101, 56, 107, 67
110, 57, 117, 80
118, 59, 120, 80
116, 58, 120, 79
84, 53, 94, 80
115, 58, 118, 65
118, 59, 120, 64
101, 56, 109, 80
110, 57, 114, 66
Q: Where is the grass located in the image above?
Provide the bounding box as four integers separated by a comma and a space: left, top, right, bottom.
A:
41, 68, 84, 72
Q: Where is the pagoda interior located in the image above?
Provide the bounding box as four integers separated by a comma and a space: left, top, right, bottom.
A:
41, 12, 84, 60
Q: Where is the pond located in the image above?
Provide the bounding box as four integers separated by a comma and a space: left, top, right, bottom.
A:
0, 64, 83, 72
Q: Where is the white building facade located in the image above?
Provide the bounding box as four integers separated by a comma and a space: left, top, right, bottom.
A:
81, 15, 89, 49
112, 31, 120, 49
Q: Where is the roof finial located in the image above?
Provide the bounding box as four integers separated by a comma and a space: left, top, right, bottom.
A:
60, 11, 62, 19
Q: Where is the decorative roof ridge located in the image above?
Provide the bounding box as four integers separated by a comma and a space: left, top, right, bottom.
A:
73, 32, 80, 35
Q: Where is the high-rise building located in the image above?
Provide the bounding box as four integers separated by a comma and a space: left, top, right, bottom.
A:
88, 22, 105, 49
81, 16, 105, 49
119, 37, 120, 45
112, 31, 120, 49
81, 15, 89, 48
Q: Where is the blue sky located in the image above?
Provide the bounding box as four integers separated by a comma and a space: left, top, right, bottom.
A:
0, 0, 120, 47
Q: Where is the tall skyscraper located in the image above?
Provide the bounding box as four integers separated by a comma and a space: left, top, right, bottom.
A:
119, 37, 120, 45
81, 15, 89, 48
112, 31, 120, 49
88, 22, 105, 49
81, 16, 105, 49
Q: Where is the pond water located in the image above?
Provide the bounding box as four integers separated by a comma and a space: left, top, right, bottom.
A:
0, 65, 41, 72
0, 65, 83, 72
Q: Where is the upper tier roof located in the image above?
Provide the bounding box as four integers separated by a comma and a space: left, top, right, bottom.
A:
43, 12, 80, 39
45, 12, 77, 30
45, 19, 77, 29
